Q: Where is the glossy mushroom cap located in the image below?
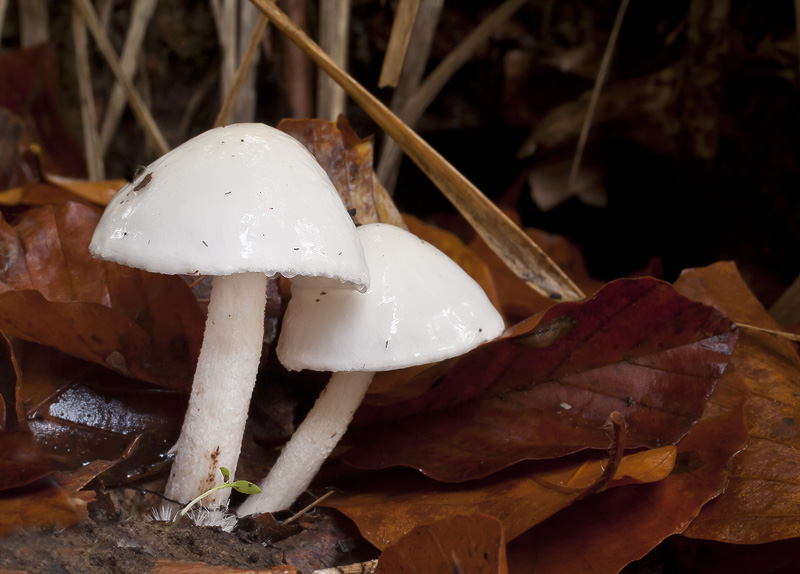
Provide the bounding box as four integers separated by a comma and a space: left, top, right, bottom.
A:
277, 223, 505, 372
90, 123, 368, 291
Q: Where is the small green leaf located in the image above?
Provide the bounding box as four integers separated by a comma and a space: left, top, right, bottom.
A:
220, 467, 231, 482
230, 480, 262, 495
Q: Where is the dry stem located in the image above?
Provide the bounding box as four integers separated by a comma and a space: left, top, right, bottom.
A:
99, 0, 157, 155
317, 0, 351, 120
72, 0, 169, 156
377, 0, 528, 194
378, 0, 421, 88
568, 0, 631, 187
249, 0, 583, 302
71, 7, 104, 180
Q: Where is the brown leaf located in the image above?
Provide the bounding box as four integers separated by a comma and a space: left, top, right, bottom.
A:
327, 446, 676, 551
0, 482, 89, 537
17, 342, 186, 484
0, 202, 204, 389
347, 278, 736, 481
504, 347, 749, 574
0, 44, 86, 183
0, 430, 65, 491
675, 262, 800, 543
375, 514, 508, 574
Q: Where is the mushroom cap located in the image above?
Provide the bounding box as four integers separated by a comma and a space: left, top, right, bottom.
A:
90, 123, 369, 291
277, 223, 505, 372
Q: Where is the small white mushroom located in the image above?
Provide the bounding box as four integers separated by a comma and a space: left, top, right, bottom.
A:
237, 223, 505, 516
90, 123, 369, 509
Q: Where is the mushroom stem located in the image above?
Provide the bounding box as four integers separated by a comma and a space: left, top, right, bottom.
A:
165, 272, 267, 509
237, 369, 375, 516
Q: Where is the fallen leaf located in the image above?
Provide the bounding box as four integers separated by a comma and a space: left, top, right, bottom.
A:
327, 446, 676, 550
44, 175, 126, 206
504, 343, 748, 573
0, 201, 204, 389
375, 513, 508, 574
0, 44, 85, 182
0, 481, 89, 537
0, 430, 65, 491
347, 278, 736, 481
676, 261, 800, 543
17, 342, 186, 484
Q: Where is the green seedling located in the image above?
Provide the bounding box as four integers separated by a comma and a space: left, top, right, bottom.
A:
165, 467, 261, 532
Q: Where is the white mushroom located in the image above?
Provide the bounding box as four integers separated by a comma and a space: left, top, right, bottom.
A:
90, 123, 369, 509
237, 222, 505, 516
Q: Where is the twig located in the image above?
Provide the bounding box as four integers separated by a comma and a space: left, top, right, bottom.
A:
580, 411, 627, 499
281, 490, 335, 526
736, 322, 800, 343
568, 0, 631, 188
317, 0, 351, 120
214, 13, 268, 127
376, 0, 444, 193
313, 560, 378, 574
72, 0, 169, 156
99, 0, 158, 155
71, 6, 105, 180
19, 0, 49, 47
377, 0, 527, 194
249, 0, 583, 302
378, 0, 421, 88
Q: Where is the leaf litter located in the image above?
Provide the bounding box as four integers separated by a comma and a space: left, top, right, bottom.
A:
0, 111, 798, 574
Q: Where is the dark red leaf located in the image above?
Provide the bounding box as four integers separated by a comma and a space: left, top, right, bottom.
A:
347, 278, 736, 481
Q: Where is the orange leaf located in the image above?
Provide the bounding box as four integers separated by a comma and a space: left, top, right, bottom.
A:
676, 261, 800, 543
0, 202, 204, 389
375, 514, 508, 574
0, 483, 88, 537
326, 446, 676, 550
